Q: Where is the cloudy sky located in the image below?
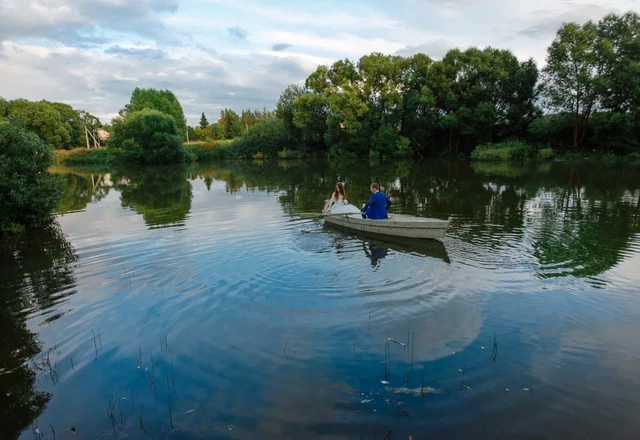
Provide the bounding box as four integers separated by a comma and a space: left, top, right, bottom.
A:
0, 0, 636, 125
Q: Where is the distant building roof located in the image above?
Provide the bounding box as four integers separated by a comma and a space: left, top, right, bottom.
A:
96, 128, 110, 140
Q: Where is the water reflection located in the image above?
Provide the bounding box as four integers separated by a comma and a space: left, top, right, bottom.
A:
113, 166, 193, 229
51, 167, 112, 215
324, 224, 451, 266
4, 159, 638, 438
0, 222, 77, 438
191, 160, 639, 280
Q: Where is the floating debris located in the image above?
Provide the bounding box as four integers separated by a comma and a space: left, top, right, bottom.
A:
388, 338, 405, 347
381, 380, 389, 385
361, 398, 374, 404
385, 386, 440, 396
183, 409, 195, 415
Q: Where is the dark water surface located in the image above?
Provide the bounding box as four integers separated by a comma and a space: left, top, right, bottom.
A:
2, 160, 640, 439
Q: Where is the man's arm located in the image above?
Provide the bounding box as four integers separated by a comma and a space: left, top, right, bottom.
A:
385, 195, 392, 210
361, 194, 375, 212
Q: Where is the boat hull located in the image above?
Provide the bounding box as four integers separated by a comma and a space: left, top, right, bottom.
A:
323, 213, 451, 240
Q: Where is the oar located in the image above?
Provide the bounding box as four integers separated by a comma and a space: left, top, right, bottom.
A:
295, 211, 356, 219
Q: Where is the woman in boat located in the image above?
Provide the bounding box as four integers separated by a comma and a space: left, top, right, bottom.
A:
323, 182, 360, 214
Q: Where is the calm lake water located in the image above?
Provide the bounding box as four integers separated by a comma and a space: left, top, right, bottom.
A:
2, 159, 640, 439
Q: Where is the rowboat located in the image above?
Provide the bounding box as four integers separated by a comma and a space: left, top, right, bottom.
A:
322, 211, 452, 240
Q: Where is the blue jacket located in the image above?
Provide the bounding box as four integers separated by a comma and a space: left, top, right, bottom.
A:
361, 191, 392, 219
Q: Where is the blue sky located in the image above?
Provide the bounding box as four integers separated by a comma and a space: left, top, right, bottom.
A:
0, 0, 635, 125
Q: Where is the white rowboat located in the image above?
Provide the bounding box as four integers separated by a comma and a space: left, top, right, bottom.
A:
322, 212, 452, 240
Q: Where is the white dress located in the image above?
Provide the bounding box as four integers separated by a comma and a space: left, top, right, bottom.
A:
324, 194, 361, 214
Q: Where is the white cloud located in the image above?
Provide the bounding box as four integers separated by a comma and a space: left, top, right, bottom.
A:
1, 0, 640, 124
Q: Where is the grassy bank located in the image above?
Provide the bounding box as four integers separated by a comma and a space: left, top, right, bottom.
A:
470, 140, 553, 161
55, 142, 640, 166
470, 140, 640, 163
55, 141, 238, 165
55, 139, 315, 165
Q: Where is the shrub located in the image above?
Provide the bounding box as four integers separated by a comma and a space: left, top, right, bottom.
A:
538, 147, 555, 160
55, 148, 113, 165
470, 140, 534, 161
0, 122, 64, 234
184, 140, 237, 162
277, 149, 304, 159
232, 119, 295, 159
110, 109, 185, 164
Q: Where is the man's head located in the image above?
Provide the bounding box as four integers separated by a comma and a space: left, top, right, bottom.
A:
370, 183, 380, 193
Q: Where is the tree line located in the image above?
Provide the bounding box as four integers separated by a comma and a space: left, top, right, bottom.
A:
245, 11, 639, 160
0, 97, 102, 150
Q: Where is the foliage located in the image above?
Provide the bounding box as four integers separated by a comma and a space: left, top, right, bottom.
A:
277, 149, 305, 160
276, 84, 306, 143
538, 148, 555, 160
596, 12, 640, 113
1, 97, 102, 150
219, 108, 242, 139
187, 125, 206, 141
183, 139, 237, 162
199, 112, 209, 130
470, 140, 535, 161
55, 148, 113, 165
119, 87, 186, 135
240, 108, 276, 133
541, 21, 600, 149
110, 109, 185, 164
232, 119, 295, 159
207, 123, 226, 140
0, 122, 64, 234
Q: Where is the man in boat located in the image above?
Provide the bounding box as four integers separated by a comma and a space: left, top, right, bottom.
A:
361, 183, 392, 219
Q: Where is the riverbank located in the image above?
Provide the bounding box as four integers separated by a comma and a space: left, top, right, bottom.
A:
54, 141, 640, 166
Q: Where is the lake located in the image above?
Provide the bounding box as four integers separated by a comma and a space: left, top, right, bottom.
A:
2, 159, 640, 439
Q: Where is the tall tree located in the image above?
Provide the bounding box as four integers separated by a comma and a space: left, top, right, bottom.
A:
541, 21, 601, 149
595, 12, 640, 113
110, 109, 185, 164
199, 112, 209, 130
121, 87, 187, 136
219, 108, 242, 139
8, 100, 73, 150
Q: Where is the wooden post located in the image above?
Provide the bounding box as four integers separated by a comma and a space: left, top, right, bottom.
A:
85, 127, 90, 149
186, 127, 189, 143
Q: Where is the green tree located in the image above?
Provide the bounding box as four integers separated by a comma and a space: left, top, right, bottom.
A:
199, 112, 209, 130
49, 101, 85, 148
595, 12, 640, 113
541, 21, 600, 149
8, 100, 72, 150
399, 53, 438, 155
233, 119, 294, 158
110, 109, 185, 164
77, 109, 103, 142
121, 87, 186, 136
207, 123, 225, 140
0, 96, 8, 117
292, 93, 330, 153
0, 122, 64, 234
431, 47, 538, 153
276, 84, 306, 143
219, 108, 242, 139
